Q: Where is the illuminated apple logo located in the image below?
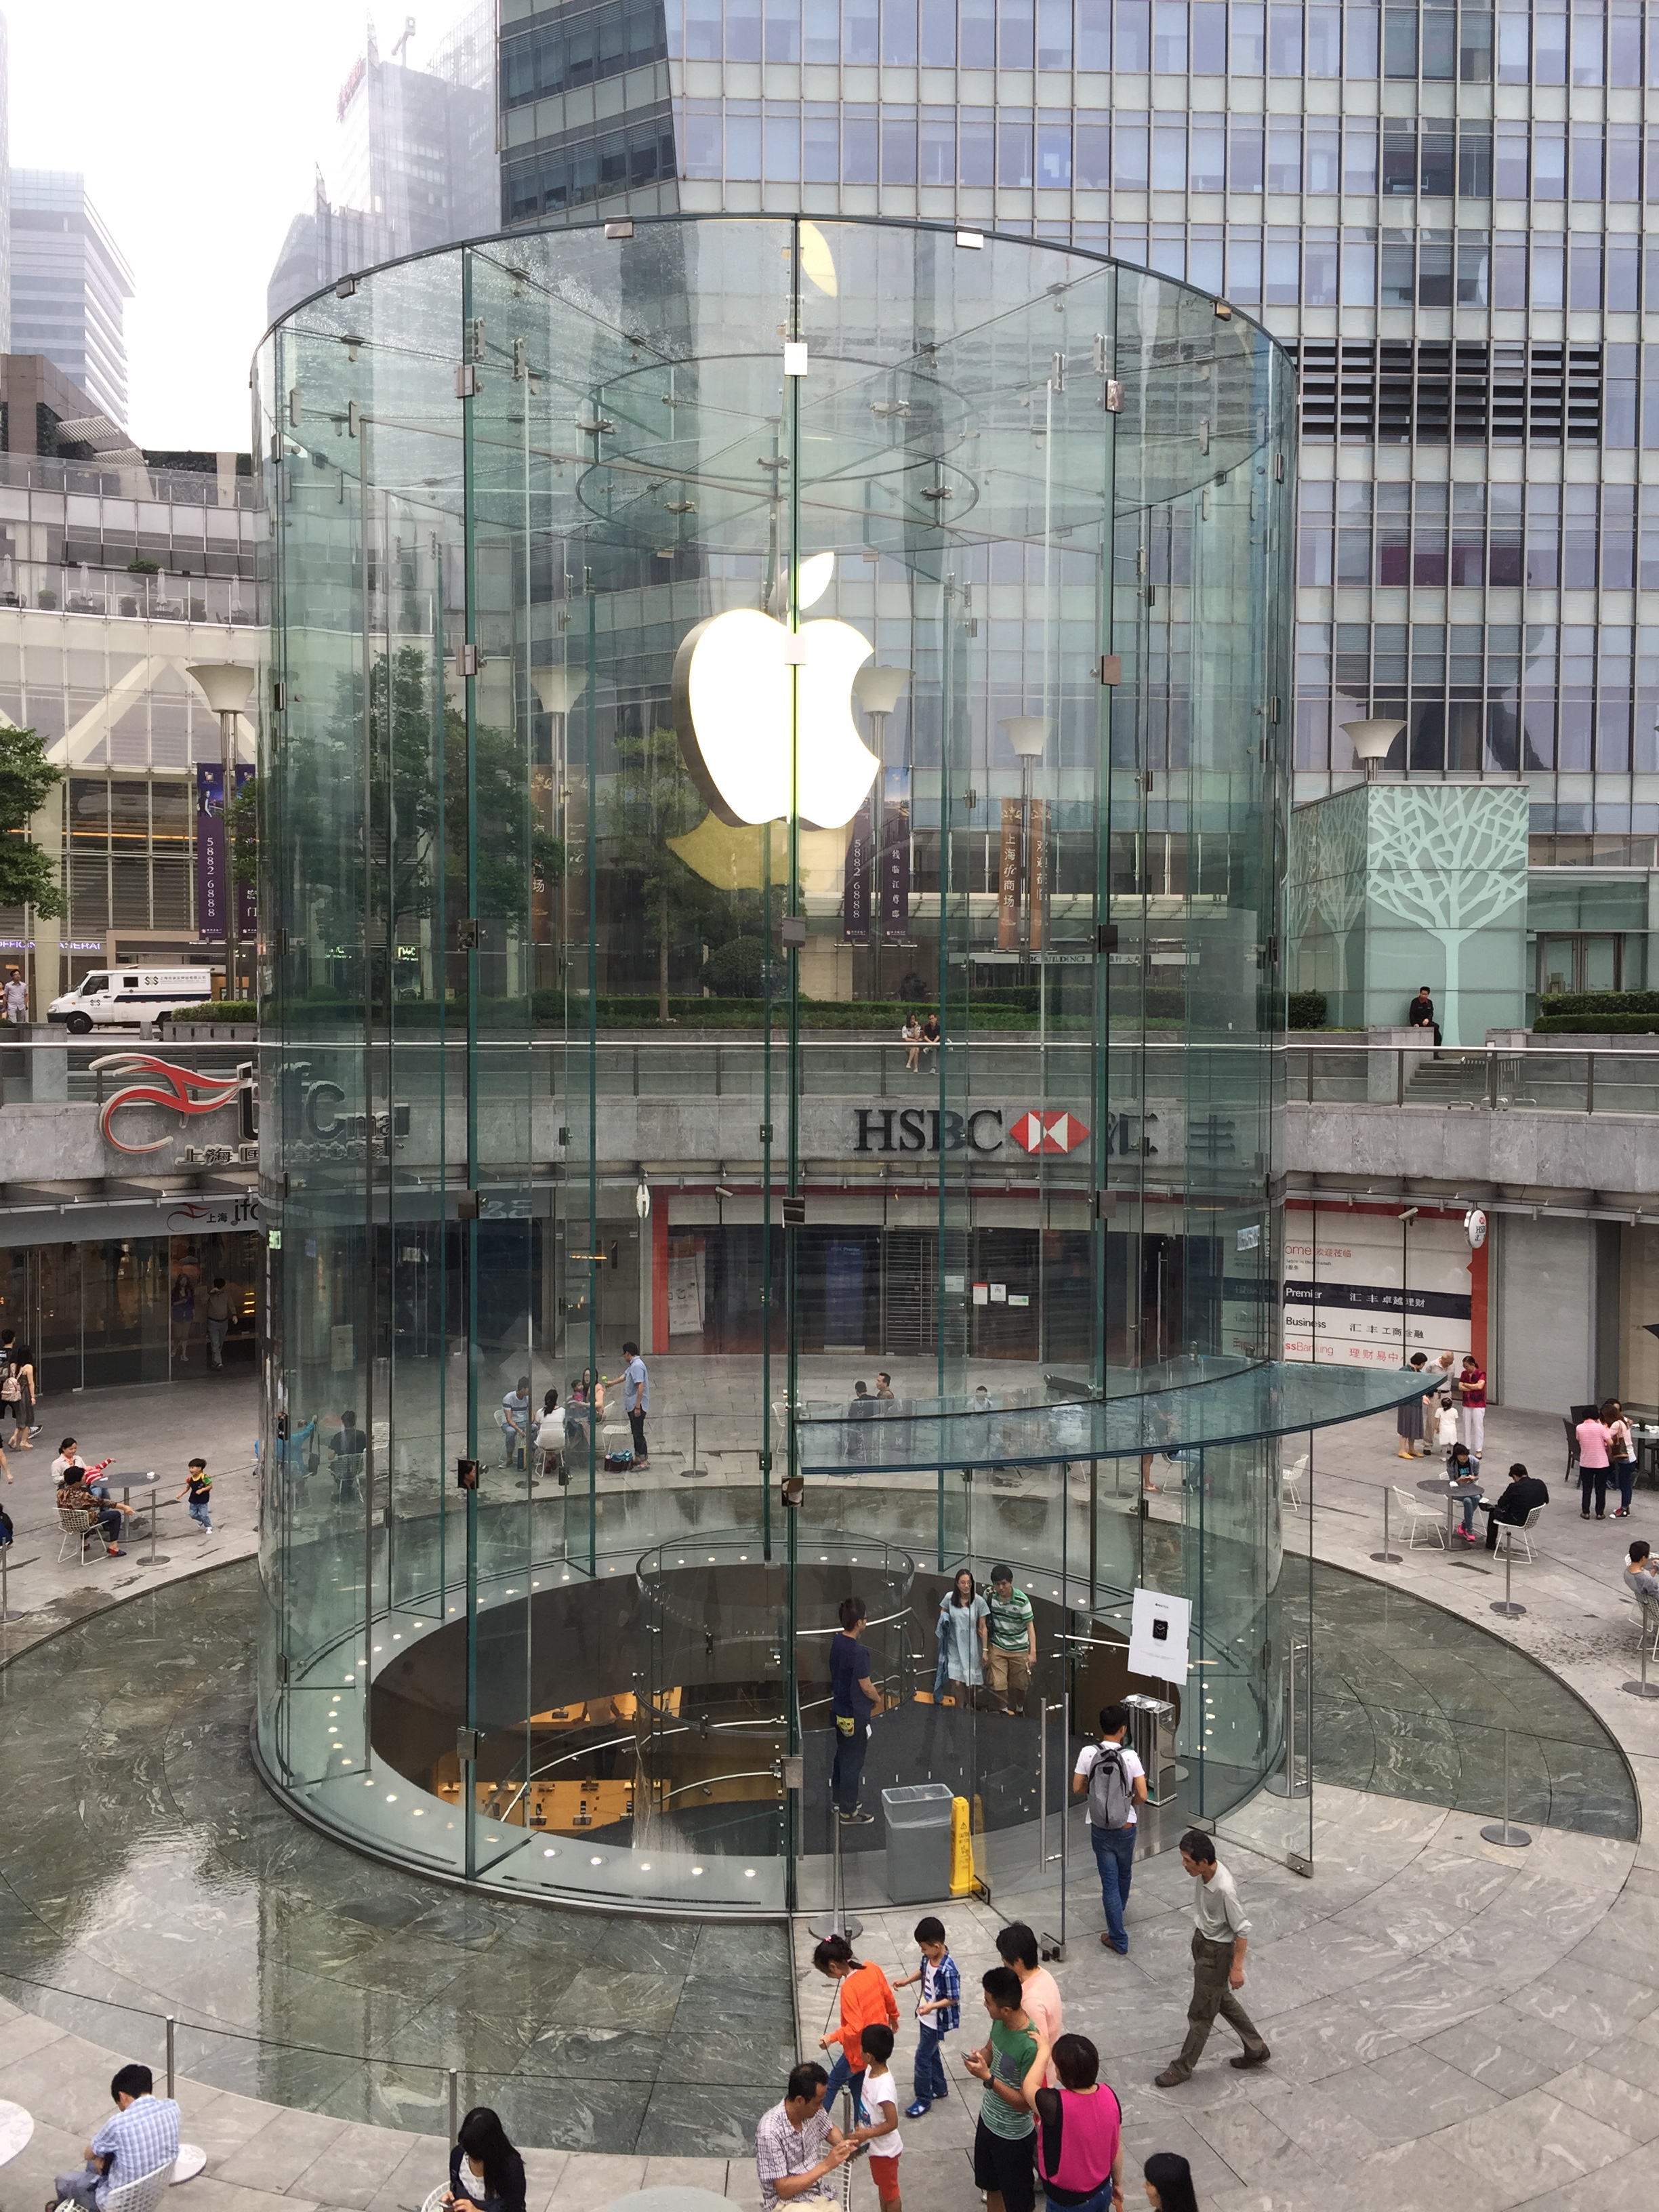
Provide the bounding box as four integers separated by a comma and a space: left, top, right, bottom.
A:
672, 554, 881, 829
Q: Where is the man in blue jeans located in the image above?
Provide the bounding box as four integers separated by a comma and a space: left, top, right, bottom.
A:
1072, 1702, 1147, 1954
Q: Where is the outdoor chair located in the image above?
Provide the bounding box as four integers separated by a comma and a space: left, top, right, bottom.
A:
1393, 1484, 1446, 1551
1281, 1452, 1308, 1511
56, 1503, 108, 1565
1492, 1502, 1544, 1567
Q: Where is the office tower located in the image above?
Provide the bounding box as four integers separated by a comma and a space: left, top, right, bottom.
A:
498, 0, 1659, 1000
0, 14, 11, 357
266, 4, 499, 325
9, 169, 132, 430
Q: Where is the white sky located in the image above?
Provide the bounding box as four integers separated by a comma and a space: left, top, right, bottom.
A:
5, 1, 390, 452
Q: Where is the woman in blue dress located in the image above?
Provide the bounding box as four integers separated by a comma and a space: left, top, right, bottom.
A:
937, 1567, 989, 1707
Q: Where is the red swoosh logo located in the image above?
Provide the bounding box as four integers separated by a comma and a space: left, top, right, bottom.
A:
91, 1053, 243, 1156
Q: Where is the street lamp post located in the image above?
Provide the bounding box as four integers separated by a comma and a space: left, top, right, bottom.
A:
186, 663, 257, 998
1340, 718, 1406, 783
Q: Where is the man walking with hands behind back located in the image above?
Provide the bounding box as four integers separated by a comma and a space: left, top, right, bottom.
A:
1154, 1830, 1270, 2086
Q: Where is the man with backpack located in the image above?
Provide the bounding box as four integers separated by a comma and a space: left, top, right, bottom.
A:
1071, 1702, 1147, 1955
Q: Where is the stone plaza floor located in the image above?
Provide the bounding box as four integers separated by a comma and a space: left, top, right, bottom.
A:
0, 1382, 1653, 2211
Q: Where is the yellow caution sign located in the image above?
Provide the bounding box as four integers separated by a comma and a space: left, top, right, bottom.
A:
949, 1795, 975, 1896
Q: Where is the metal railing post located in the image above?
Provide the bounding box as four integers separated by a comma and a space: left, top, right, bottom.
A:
166, 2015, 176, 2100
448, 2067, 459, 2142
1371, 1486, 1401, 1563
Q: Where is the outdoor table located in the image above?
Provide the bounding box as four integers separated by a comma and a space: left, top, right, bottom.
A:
102, 1470, 171, 1568
0, 2100, 32, 2163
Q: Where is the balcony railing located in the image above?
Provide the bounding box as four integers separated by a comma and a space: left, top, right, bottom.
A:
0, 561, 259, 626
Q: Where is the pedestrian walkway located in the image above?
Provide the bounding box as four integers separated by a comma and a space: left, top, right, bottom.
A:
0, 1396, 1655, 2211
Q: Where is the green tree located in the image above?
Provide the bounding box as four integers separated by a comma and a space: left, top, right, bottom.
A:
226, 774, 258, 890
606, 724, 725, 1022
0, 722, 64, 917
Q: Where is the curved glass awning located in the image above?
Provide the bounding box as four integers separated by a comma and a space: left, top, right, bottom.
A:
796, 1360, 1427, 1475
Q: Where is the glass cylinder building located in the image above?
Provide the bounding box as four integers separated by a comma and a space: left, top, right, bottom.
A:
252, 215, 1406, 1916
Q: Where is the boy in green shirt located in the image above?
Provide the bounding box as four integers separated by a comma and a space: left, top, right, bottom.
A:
963, 1965, 1036, 2212
986, 1565, 1036, 1717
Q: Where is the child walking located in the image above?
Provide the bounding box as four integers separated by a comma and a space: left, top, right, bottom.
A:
813, 1933, 899, 2119
894, 1915, 960, 2118
176, 1457, 212, 1535
850, 2024, 904, 2212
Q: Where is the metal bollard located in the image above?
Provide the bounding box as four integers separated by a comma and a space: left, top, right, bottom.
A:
167, 2015, 176, 2100
1370, 1486, 1401, 1564
448, 2067, 458, 2142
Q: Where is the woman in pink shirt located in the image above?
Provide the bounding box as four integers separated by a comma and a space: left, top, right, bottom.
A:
1021, 2032, 1122, 2212
1576, 1410, 1613, 1521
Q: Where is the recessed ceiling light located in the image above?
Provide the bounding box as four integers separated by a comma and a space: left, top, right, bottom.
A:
590, 1854, 603, 1866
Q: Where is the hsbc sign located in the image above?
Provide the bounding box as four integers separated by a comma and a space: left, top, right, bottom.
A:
852, 1105, 1090, 1157
1008, 1109, 1089, 1156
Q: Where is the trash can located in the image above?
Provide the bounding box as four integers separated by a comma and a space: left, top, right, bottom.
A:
881, 1782, 955, 1904
1123, 1692, 1179, 1805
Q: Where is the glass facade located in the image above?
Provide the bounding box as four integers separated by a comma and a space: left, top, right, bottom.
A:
495, 0, 1659, 939
253, 211, 1326, 1914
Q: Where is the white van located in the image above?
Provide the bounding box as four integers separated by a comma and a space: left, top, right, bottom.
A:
48, 968, 217, 1033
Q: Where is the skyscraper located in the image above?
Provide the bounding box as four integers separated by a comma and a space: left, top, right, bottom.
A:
266, 3, 499, 325
0, 13, 12, 358
497, 0, 1659, 998
9, 169, 132, 430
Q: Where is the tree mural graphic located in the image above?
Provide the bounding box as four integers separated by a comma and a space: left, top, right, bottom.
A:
1365, 786, 1528, 1046
1288, 789, 1368, 1010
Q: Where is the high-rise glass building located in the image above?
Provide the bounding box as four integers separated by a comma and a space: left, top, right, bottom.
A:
0, 14, 12, 359
266, 4, 500, 325
9, 170, 132, 430
497, 0, 1659, 1001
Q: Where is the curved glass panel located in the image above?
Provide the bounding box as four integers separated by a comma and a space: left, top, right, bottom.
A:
255, 216, 1306, 1916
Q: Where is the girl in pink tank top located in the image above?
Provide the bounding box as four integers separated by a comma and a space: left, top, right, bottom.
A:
1021, 2032, 1122, 2212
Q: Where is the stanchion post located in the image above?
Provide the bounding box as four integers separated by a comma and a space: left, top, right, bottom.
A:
1370, 1486, 1401, 1565
166, 2015, 176, 2100
1480, 1727, 1532, 1848
448, 2067, 458, 2142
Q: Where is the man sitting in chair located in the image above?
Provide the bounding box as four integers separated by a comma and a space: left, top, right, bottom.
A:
1481, 1460, 1549, 1553
54, 2062, 181, 2209
1625, 1540, 1659, 1603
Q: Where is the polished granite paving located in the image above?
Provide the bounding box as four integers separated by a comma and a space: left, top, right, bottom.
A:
1293, 1557, 1640, 1839
0, 1559, 794, 2154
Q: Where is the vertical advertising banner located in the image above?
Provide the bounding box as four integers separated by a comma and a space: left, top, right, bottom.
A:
880, 766, 912, 942
1027, 796, 1048, 951
998, 798, 1023, 949
196, 764, 225, 945
235, 764, 256, 942
843, 789, 874, 943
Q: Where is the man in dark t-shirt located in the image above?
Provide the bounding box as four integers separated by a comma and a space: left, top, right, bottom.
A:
830, 1597, 881, 1824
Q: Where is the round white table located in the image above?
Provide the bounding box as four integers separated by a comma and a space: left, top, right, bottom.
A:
169, 2144, 207, 2185
0, 2099, 34, 2165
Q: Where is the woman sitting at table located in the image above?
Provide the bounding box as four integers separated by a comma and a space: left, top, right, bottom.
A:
1446, 1439, 1482, 1543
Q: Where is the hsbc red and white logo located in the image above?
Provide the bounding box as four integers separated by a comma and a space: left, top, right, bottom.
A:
852, 1105, 1090, 1157
1008, 1109, 1090, 1157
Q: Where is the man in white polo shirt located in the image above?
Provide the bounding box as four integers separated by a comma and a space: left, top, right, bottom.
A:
1072, 1701, 1147, 1956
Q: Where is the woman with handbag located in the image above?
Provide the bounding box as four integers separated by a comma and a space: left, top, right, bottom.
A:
12, 1345, 35, 1446
1607, 1399, 1637, 1519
